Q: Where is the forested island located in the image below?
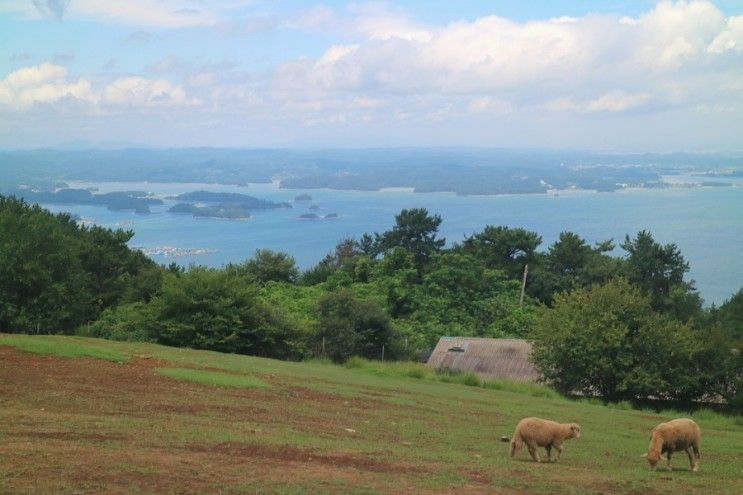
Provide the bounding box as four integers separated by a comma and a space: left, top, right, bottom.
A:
2, 148, 742, 197
169, 203, 253, 219
1, 195, 740, 411
167, 190, 291, 218
171, 191, 292, 209
5, 188, 161, 213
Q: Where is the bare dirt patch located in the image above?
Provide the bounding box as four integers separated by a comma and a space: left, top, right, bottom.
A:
0, 346, 433, 494
186, 440, 427, 474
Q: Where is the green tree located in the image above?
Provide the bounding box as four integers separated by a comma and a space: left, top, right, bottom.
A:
530, 278, 704, 402
528, 232, 620, 305
79, 226, 161, 315
372, 247, 419, 318
150, 268, 302, 358
377, 208, 445, 274
231, 249, 299, 284
0, 198, 86, 332
458, 225, 541, 279
620, 230, 701, 319
358, 232, 380, 258
0, 196, 160, 334
701, 288, 743, 408
316, 289, 397, 362
413, 252, 534, 343
707, 288, 743, 341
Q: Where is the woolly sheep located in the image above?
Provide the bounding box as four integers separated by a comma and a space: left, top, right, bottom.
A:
642, 418, 701, 472
504, 417, 581, 463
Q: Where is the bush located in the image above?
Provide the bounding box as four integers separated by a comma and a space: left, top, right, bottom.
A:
316, 289, 399, 362
0, 196, 159, 334
530, 278, 705, 402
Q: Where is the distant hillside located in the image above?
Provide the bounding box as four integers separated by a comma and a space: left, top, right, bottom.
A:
2, 148, 742, 195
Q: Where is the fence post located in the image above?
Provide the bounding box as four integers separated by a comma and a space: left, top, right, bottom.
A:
519, 264, 529, 306
381, 344, 385, 361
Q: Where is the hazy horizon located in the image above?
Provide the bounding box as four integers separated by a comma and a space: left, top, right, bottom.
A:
4, 142, 743, 155
2, 1, 743, 151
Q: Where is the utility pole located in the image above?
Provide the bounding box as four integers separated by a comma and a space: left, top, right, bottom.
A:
519, 264, 529, 306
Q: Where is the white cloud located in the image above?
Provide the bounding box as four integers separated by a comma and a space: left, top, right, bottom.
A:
584, 91, 650, 112
270, 0, 742, 118
0, 63, 193, 110
0, 63, 93, 109
2, 1, 742, 149
467, 97, 513, 114
101, 77, 188, 106
708, 15, 743, 53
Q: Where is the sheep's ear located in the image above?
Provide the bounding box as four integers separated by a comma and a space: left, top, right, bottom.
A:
640, 453, 647, 458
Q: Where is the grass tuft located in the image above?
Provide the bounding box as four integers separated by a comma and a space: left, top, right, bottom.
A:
482, 379, 562, 399
156, 367, 268, 389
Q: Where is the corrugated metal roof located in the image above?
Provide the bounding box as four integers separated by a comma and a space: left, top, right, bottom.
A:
426, 337, 539, 382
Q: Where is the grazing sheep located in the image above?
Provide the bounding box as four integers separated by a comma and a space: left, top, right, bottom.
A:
642, 418, 701, 472
505, 417, 581, 463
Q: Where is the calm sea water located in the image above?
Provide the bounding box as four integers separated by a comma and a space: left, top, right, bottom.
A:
42, 178, 743, 306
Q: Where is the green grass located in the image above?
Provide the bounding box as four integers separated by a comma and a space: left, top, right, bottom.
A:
0, 334, 127, 362
345, 356, 560, 398
1, 334, 742, 495
156, 367, 268, 389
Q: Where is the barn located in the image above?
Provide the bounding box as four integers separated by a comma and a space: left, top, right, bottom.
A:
426, 337, 539, 382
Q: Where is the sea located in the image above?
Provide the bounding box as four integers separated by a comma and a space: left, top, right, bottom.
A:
40, 176, 743, 306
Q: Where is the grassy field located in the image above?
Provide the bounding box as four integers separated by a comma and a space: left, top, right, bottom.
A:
1, 334, 741, 494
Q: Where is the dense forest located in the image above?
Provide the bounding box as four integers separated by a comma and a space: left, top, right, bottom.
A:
0, 195, 740, 408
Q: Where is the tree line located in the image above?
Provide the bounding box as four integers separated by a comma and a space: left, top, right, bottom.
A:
0, 195, 739, 408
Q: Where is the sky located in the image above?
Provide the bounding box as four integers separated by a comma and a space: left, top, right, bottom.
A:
1, 1, 742, 151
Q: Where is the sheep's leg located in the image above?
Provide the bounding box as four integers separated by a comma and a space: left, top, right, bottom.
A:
691, 444, 700, 472
527, 443, 541, 463
554, 444, 563, 461
545, 445, 552, 463
685, 448, 696, 471
666, 452, 673, 471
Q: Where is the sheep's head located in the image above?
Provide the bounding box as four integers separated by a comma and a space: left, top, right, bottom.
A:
568, 423, 581, 439
641, 451, 660, 469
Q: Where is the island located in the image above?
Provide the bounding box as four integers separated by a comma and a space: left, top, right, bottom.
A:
166, 190, 292, 218
324, 213, 338, 219
172, 191, 291, 209
294, 193, 313, 202
299, 213, 320, 219
168, 203, 253, 219
6, 188, 162, 213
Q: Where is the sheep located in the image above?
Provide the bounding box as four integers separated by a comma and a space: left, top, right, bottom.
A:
504, 417, 581, 463
641, 418, 701, 472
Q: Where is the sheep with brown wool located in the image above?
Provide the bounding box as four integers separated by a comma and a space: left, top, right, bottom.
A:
503, 417, 581, 463
642, 418, 701, 472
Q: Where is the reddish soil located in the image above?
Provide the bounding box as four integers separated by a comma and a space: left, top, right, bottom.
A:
0, 346, 447, 494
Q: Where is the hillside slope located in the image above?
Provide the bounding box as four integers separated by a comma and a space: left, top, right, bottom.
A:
1, 334, 741, 494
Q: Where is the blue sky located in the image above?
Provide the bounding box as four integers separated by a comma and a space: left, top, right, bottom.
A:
1, 1, 742, 150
